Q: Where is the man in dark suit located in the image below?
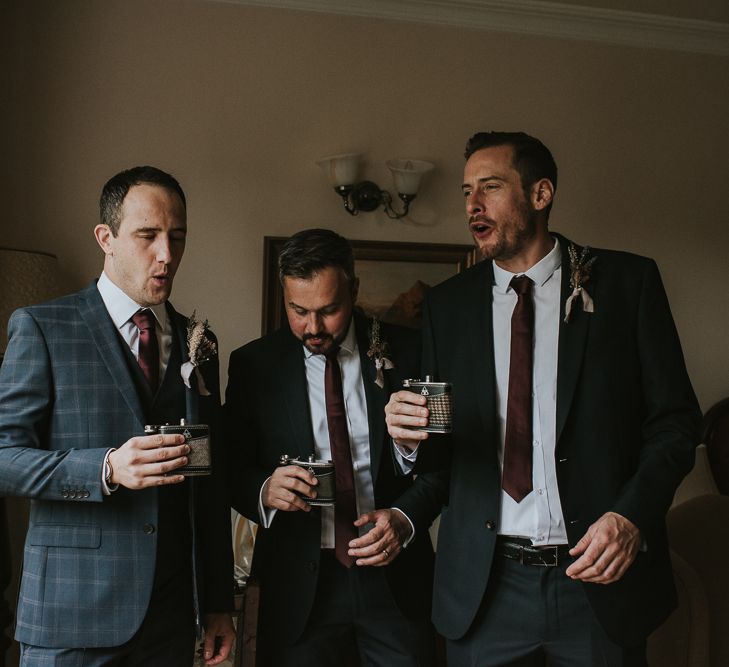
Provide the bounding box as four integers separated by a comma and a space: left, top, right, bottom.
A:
386, 132, 701, 666
225, 228, 446, 666
0, 166, 234, 666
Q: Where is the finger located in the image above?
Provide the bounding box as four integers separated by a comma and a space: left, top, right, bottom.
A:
273, 477, 317, 498
203, 632, 217, 662
390, 390, 427, 407
205, 637, 233, 666
273, 466, 318, 486
147, 474, 186, 486
568, 532, 592, 557
138, 434, 186, 449
271, 489, 311, 513
565, 546, 601, 578
355, 544, 399, 567
354, 511, 380, 527
134, 443, 190, 465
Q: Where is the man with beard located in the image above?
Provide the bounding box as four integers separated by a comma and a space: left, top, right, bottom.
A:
385, 132, 700, 666
225, 228, 446, 666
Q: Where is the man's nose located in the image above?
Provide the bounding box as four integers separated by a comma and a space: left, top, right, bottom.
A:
305, 312, 323, 333
155, 238, 172, 264
466, 192, 482, 217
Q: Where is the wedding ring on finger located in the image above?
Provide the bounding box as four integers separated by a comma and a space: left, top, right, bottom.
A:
382, 548, 389, 558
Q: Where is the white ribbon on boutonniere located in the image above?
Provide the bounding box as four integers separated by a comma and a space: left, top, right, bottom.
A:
180, 311, 217, 396
366, 317, 394, 388
564, 243, 596, 323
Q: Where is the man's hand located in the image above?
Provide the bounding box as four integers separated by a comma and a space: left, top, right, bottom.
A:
202, 612, 235, 666
566, 511, 641, 584
385, 391, 430, 453
261, 465, 317, 512
108, 434, 189, 489
348, 508, 412, 567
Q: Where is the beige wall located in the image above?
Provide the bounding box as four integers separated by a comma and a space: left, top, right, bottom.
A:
2, 0, 728, 410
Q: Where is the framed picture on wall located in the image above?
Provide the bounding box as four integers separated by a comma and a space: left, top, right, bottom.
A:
261, 237, 480, 335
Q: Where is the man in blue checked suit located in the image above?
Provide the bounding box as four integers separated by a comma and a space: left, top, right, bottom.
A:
0, 167, 234, 666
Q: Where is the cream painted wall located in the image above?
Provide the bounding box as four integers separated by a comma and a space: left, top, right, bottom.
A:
1, 0, 728, 410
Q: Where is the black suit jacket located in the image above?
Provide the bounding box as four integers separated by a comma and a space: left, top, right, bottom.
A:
225, 312, 447, 644
415, 234, 701, 646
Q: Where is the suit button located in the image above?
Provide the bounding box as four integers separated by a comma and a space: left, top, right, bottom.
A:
82, 489, 90, 498
485, 520, 496, 531
143, 523, 156, 535
70, 490, 78, 499
61, 489, 69, 498
306, 561, 317, 573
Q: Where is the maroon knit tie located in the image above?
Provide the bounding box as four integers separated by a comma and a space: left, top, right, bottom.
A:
502, 275, 534, 502
324, 347, 358, 568
132, 309, 159, 393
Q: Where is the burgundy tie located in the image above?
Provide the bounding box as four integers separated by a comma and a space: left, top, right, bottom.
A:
324, 347, 358, 568
502, 275, 534, 503
132, 309, 159, 393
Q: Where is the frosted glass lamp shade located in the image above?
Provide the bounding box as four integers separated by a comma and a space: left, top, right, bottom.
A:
386, 159, 434, 196
316, 153, 361, 188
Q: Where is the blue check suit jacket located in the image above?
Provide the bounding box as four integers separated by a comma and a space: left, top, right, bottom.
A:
0, 281, 232, 648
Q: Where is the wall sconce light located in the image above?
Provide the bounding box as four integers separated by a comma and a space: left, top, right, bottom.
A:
316, 153, 434, 219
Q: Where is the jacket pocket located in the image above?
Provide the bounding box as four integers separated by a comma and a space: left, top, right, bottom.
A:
27, 523, 101, 548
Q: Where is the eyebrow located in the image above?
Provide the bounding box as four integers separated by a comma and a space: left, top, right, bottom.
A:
461, 175, 506, 191
287, 300, 338, 313
134, 226, 187, 234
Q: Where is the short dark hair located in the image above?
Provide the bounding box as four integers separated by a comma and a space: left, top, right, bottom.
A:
99, 166, 186, 236
464, 131, 558, 217
278, 228, 356, 288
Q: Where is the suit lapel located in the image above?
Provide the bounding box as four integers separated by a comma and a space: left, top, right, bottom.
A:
278, 330, 316, 459
555, 234, 592, 444
353, 314, 386, 486
77, 282, 145, 426
466, 262, 497, 438
166, 303, 200, 424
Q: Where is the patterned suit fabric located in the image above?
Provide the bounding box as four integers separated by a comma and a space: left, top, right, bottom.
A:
0, 281, 232, 648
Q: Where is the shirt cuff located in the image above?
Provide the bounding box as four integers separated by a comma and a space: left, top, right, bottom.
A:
393, 439, 419, 474
101, 448, 119, 496
258, 477, 277, 528
391, 507, 415, 548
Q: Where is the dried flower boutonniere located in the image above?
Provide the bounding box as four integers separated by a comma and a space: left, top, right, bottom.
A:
564, 243, 597, 323
181, 311, 217, 396
366, 317, 394, 388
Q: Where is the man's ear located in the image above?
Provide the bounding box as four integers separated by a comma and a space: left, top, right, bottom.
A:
94, 224, 113, 255
531, 178, 554, 212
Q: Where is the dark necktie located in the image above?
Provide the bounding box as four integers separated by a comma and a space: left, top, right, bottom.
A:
132, 309, 159, 393
324, 347, 358, 568
502, 275, 534, 503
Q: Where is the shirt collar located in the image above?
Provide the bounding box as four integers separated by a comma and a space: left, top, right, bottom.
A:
302, 316, 357, 359
97, 272, 168, 331
492, 236, 562, 291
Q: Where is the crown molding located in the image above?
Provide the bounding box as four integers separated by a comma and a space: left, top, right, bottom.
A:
209, 0, 729, 56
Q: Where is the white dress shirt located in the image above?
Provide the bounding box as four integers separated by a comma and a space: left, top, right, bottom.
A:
492, 238, 567, 545
259, 319, 414, 548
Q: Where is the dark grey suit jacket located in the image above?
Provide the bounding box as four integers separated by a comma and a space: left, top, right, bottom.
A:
415, 234, 701, 646
225, 312, 447, 644
0, 281, 232, 648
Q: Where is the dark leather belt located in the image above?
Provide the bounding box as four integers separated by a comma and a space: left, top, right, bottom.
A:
497, 536, 571, 567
